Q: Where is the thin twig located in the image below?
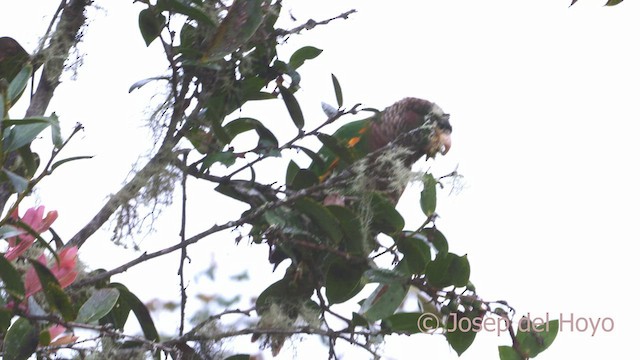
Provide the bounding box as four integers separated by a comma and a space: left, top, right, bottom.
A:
178, 151, 189, 336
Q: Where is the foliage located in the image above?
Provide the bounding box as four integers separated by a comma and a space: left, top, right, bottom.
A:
0, 1, 585, 359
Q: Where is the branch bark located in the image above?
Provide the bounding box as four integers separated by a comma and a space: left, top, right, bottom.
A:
0, 0, 91, 213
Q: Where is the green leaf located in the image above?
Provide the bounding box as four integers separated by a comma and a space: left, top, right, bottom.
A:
420, 173, 437, 216
423, 227, 449, 254
289, 168, 318, 190
325, 259, 365, 304
110, 283, 160, 342
370, 192, 405, 234
364, 268, 406, 284
202, 0, 265, 60
384, 312, 422, 334
445, 313, 478, 355
128, 76, 170, 93
278, 85, 304, 129
360, 282, 408, 322
0, 255, 25, 299
498, 346, 524, 360
7, 64, 31, 105
425, 253, 470, 288
157, 0, 215, 26
605, 0, 624, 5
49, 113, 62, 148
294, 197, 342, 244
516, 319, 558, 358
29, 260, 76, 320
2, 169, 28, 193
51, 156, 94, 171
0, 37, 30, 84
138, 8, 166, 46
223, 117, 279, 150
289, 46, 323, 69
327, 205, 368, 256
3, 317, 38, 360
76, 288, 120, 323
224, 355, 251, 360
397, 236, 431, 274
316, 132, 355, 165
3, 121, 49, 152
331, 73, 343, 108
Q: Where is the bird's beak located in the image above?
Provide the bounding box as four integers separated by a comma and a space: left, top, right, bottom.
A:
439, 132, 452, 155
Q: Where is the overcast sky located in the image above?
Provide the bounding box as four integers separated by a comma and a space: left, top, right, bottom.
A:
1, 1, 638, 358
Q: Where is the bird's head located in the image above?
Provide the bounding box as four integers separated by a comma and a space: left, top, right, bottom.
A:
422, 103, 452, 157
374, 97, 452, 161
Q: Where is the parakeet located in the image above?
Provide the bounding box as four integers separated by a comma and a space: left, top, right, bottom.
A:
310, 97, 452, 203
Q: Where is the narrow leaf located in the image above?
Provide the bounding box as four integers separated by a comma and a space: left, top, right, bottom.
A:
420, 173, 437, 216
29, 260, 75, 320
51, 156, 94, 171
331, 73, 343, 107
279, 85, 304, 129
7, 64, 32, 104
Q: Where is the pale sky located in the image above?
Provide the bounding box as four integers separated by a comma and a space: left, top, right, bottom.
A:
1, 1, 638, 359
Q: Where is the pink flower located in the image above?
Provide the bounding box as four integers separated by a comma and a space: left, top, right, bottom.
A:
4, 206, 58, 261
24, 246, 78, 298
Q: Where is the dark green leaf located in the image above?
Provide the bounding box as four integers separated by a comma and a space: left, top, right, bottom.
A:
423, 227, 448, 254
0, 37, 30, 84
289, 168, 318, 190
498, 346, 524, 360
289, 46, 323, 69
138, 8, 166, 46
516, 319, 558, 358
157, 0, 215, 26
420, 173, 437, 216
224, 356, 251, 360
29, 260, 75, 320
351, 312, 369, 327
327, 205, 368, 256
110, 283, 160, 344
3, 317, 38, 360
2, 169, 28, 193
397, 236, 431, 274
425, 253, 470, 288
0, 255, 24, 299
76, 288, 120, 323
7, 64, 31, 104
223, 117, 279, 150
315, 132, 355, 166
51, 156, 94, 171
294, 197, 342, 244
445, 313, 477, 355
363, 268, 405, 284
384, 312, 422, 334
278, 85, 304, 129
200, 151, 237, 168
128, 76, 170, 93
325, 259, 365, 304
285, 160, 300, 186
370, 192, 405, 234
360, 282, 408, 322
203, 0, 265, 59
605, 0, 624, 5
331, 73, 343, 107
